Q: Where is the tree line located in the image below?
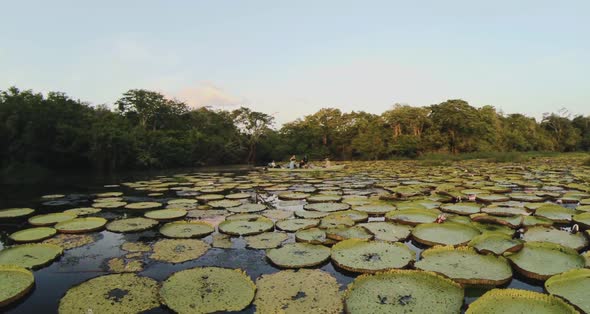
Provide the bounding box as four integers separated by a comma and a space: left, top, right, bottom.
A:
1, 86, 589, 173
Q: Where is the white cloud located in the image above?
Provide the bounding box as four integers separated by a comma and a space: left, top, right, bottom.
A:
169, 82, 244, 108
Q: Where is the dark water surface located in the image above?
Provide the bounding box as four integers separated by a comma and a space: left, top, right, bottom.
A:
0, 166, 559, 313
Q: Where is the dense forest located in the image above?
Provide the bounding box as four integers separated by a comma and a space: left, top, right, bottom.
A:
1, 86, 589, 173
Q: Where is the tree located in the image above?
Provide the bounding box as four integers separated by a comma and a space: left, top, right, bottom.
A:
429, 99, 483, 153
116, 89, 187, 130
232, 107, 274, 164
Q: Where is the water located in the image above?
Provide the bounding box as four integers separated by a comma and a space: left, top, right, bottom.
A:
0, 165, 581, 313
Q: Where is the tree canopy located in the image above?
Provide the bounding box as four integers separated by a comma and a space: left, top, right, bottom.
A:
1, 86, 588, 173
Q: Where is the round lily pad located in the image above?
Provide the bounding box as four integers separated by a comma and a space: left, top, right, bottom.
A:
208, 199, 242, 208
523, 226, 588, 251
523, 215, 554, 227
415, 246, 512, 285
295, 228, 334, 245
358, 222, 412, 242
225, 213, 262, 221
159, 221, 214, 238
160, 267, 255, 313
262, 209, 294, 220
245, 232, 289, 249
545, 268, 590, 313
218, 217, 274, 236
326, 226, 374, 241
327, 210, 369, 223
254, 269, 342, 314
573, 212, 590, 228
440, 204, 481, 215
468, 233, 523, 255
63, 207, 102, 216
412, 222, 481, 246
303, 202, 350, 212
344, 269, 464, 314
43, 234, 96, 250
58, 273, 160, 313
476, 194, 510, 203
307, 195, 342, 203
535, 204, 575, 223
0, 243, 63, 269
92, 201, 127, 209
225, 193, 251, 200
150, 239, 209, 263
318, 215, 355, 229
278, 192, 310, 200
228, 203, 267, 213
196, 194, 225, 202
470, 213, 522, 228
276, 219, 320, 232
0, 208, 35, 219
385, 208, 439, 225
144, 208, 187, 220
55, 217, 108, 233
106, 217, 159, 233
481, 206, 529, 216
354, 204, 396, 216
465, 288, 578, 314
506, 241, 585, 280
96, 191, 123, 198
509, 193, 545, 202
9, 227, 56, 243
0, 265, 34, 307
124, 202, 162, 210
331, 239, 415, 273
107, 257, 144, 273
267, 243, 331, 268
167, 198, 198, 205
295, 210, 330, 219
28, 212, 77, 226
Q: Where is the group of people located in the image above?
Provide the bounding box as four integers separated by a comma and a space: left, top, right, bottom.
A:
267, 155, 331, 169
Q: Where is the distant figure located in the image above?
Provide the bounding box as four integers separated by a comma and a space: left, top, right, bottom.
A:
289, 155, 296, 169
324, 158, 331, 168
299, 159, 306, 168
303, 154, 309, 164
268, 160, 277, 168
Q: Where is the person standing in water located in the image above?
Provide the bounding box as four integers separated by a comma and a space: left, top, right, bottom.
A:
324, 157, 331, 168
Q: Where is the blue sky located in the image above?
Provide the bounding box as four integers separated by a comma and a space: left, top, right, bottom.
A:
1, 0, 588, 124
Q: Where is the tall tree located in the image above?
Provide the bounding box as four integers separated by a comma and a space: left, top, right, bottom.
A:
232, 107, 274, 164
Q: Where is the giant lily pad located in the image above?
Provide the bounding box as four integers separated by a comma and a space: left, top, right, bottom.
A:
440, 204, 481, 215
160, 267, 255, 313
481, 206, 529, 216
412, 222, 480, 246
254, 269, 342, 314
63, 207, 101, 216
295, 228, 334, 245
0, 265, 34, 307
0, 208, 35, 219
54, 217, 107, 233
573, 212, 590, 229
304, 202, 350, 212
415, 246, 512, 285
465, 288, 578, 314
267, 243, 331, 268
307, 195, 342, 203
43, 234, 96, 250
276, 219, 320, 232
358, 222, 412, 242
9, 227, 56, 243
160, 221, 215, 238
245, 232, 289, 249
218, 217, 274, 236
228, 203, 267, 213
278, 192, 310, 200
106, 217, 159, 233
344, 269, 464, 314
28, 212, 77, 226
208, 199, 242, 208
535, 204, 575, 223
470, 213, 522, 228
124, 202, 162, 210
331, 239, 414, 273
0, 243, 63, 269
523, 226, 588, 251
326, 226, 373, 241
545, 268, 590, 313
385, 208, 439, 226
354, 204, 396, 216
144, 208, 187, 220
506, 242, 585, 280
150, 239, 209, 264
92, 201, 127, 209
58, 273, 159, 313
468, 233, 523, 255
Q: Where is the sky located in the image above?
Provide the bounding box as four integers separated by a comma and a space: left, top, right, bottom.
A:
1, 0, 589, 125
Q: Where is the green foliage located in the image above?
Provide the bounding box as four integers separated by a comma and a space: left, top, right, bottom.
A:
1, 86, 589, 174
